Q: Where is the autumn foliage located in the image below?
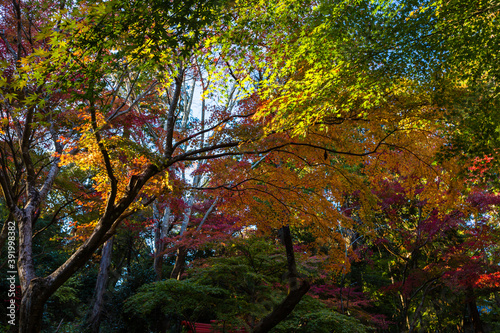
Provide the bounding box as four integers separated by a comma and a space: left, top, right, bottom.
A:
1, 0, 500, 332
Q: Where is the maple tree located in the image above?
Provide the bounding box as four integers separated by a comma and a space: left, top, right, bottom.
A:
0, 0, 247, 331
0, 0, 364, 330
331, 153, 500, 332
1, 0, 499, 332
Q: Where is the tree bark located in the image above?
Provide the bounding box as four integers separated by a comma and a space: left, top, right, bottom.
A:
15, 163, 159, 333
18, 278, 50, 333
251, 280, 310, 333
467, 288, 484, 333
408, 281, 434, 333
154, 203, 171, 280
86, 237, 114, 333
0, 213, 13, 256
281, 225, 298, 291
170, 247, 188, 280
252, 226, 310, 333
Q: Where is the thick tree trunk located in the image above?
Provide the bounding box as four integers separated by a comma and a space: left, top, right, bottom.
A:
17, 207, 45, 333
252, 226, 310, 333
15, 164, 158, 333
18, 278, 50, 333
86, 237, 114, 333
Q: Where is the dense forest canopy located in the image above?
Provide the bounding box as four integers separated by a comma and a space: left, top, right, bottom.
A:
0, 0, 499, 332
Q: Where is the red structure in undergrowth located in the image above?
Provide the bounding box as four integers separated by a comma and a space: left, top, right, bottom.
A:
181, 320, 247, 333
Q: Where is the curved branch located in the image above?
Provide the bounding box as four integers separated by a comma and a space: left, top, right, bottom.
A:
171, 113, 255, 151
33, 196, 82, 239
89, 103, 118, 213
175, 128, 396, 162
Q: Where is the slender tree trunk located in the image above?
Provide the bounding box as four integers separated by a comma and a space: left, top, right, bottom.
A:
154, 226, 164, 280
252, 226, 310, 333
467, 288, 484, 333
86, 237, 114, 333
408, 282, 434, 333
167, 192, 193, 281
281, 225, 298, 291
154, 203, 171, 280
167, 79, 206, 281
169, 198, 218, 281
170, 247, 188, 280
494, 291, 500, 307
251, 281, 310, 333
169, 188, 195, 280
